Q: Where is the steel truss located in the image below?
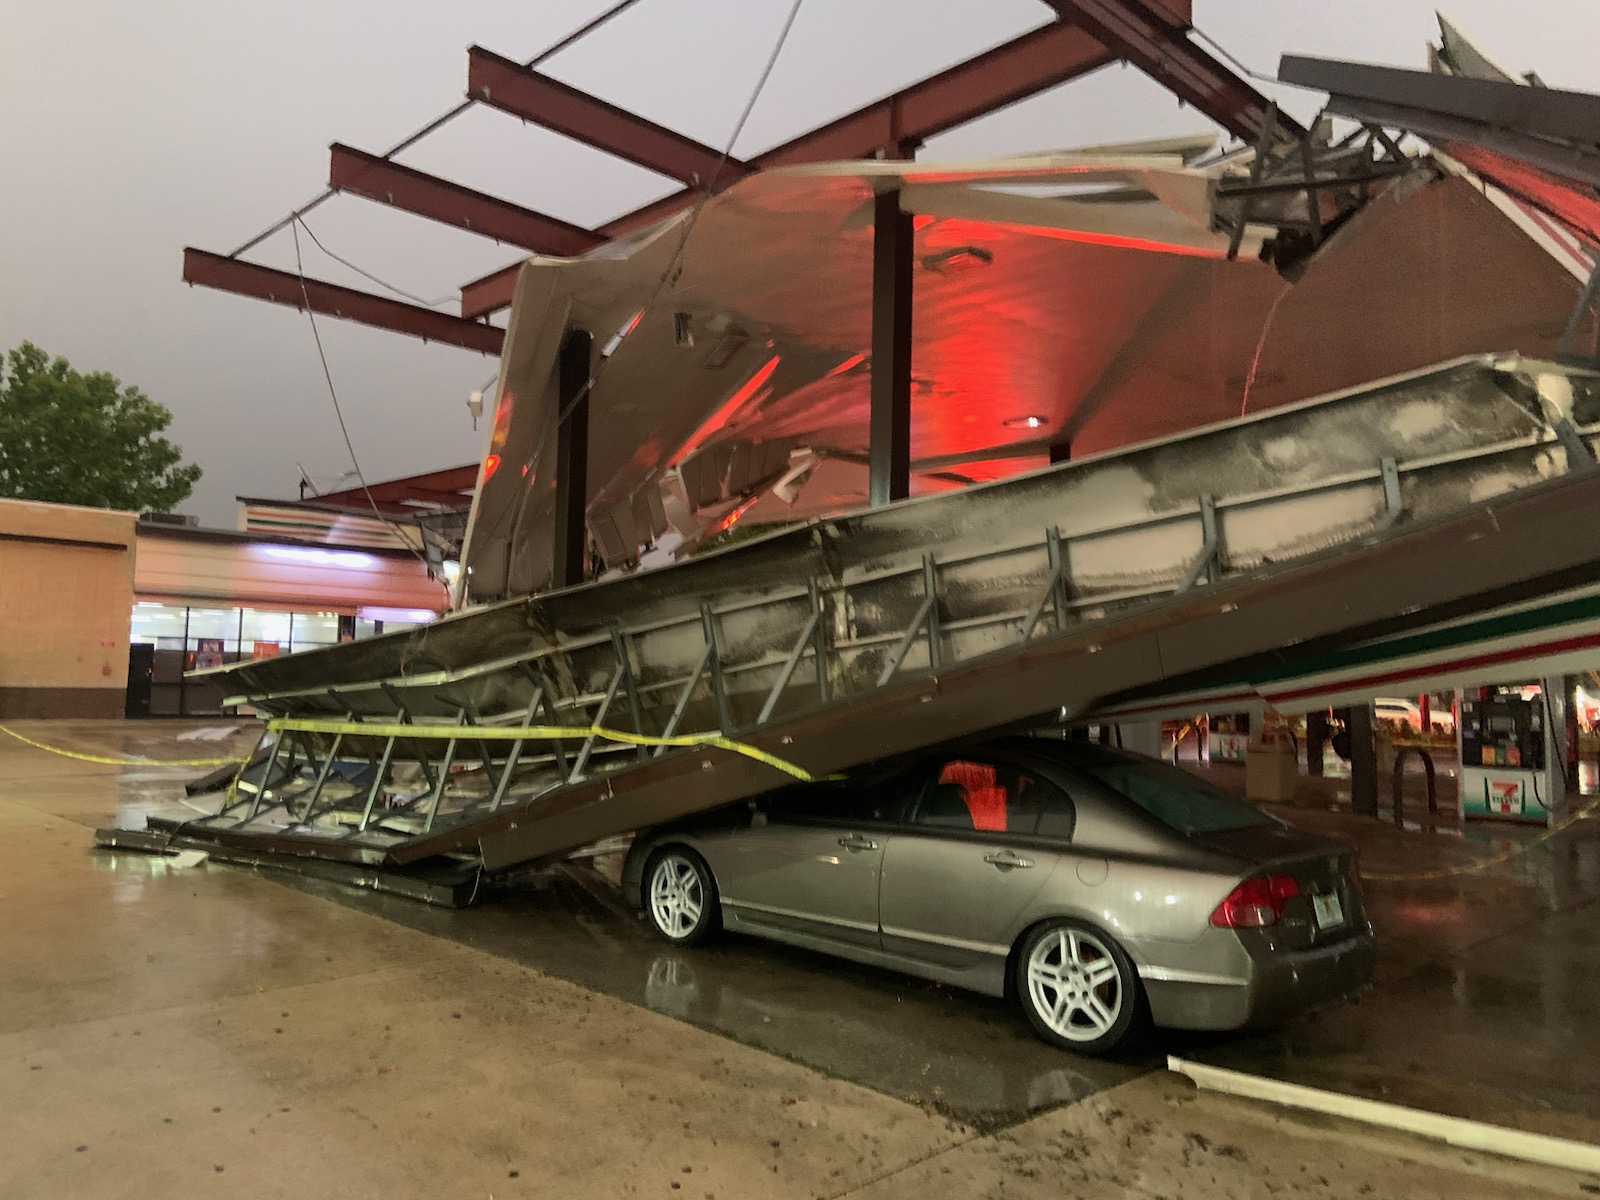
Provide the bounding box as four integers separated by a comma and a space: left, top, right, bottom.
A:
105, 356, 1600, 879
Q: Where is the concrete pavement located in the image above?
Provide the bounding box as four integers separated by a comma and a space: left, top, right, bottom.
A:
4, 720, 1600, 1198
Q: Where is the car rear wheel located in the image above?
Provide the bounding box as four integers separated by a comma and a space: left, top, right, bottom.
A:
1015, 920, 1141, 1055
644, 847, 720, 946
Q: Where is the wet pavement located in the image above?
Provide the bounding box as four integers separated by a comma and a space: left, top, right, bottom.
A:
284, 862, 1147, 1128
11, 718, 1600, 1141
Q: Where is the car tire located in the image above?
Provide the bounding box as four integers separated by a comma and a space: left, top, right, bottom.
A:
642, 847, 721, 946
1014, 920, 1143, 1055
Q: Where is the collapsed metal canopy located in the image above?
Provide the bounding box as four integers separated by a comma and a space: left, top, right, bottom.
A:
458, 138, 1590, 601
100, 355, 1600, 882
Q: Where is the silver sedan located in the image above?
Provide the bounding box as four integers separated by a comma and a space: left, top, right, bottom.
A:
622, 736, 1374, 1054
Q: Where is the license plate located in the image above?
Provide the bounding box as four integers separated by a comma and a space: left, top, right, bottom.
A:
1312, 891, 1344, 929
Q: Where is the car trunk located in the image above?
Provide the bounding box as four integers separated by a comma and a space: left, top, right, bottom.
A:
1192, 823, 1364, 950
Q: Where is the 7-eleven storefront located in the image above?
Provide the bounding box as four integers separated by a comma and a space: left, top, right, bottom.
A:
129, 522, 449, 717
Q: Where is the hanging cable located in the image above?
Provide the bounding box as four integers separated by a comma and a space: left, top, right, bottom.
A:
506, 0, 807, 495
295, 217, 458, 308
237, 2, 651, 602
289, 219, 443, 584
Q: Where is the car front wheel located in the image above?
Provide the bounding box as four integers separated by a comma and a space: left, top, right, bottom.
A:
643, 847, 720, 946
1015, 920, 1142, 1054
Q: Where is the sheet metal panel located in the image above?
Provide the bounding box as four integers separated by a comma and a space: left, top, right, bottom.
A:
469, 463, 1600, 869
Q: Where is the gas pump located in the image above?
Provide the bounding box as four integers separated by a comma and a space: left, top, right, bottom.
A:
1457, 683, 1562, 824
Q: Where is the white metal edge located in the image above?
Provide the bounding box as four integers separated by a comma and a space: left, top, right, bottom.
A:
1167, 1056, 1600, 1175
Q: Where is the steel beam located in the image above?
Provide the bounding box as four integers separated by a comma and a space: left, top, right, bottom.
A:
182, 248, 504, 355
1279, 56, 1600, 192
553, 330, 593, 588
1042, 0, 1301, 145
868, 190, 913, 508
329, 143, 603, 256
459, 19, 1125, 317
467, 46, 744, 187
314, 465, 480, 509
1280, 55, 1600, 151
756, 20, 1120, 169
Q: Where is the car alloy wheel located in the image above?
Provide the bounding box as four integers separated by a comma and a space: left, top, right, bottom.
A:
645, 848, 719, 946
1016, 921, 1140, 1054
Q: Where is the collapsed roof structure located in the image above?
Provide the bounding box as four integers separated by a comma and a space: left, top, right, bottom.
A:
121, 7, 1600, 889
461, 128, 1588, 599
189, 7, 1596, 604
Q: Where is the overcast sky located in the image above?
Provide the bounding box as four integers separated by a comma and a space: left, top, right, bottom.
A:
2, 1, 1594, 527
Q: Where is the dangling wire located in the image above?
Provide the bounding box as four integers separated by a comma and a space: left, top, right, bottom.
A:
504, 0, 808, 503
289, 217, 445, 588
294, 218, 458, 309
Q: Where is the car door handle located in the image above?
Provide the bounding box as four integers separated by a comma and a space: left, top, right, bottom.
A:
838, 834, 879, 852
984, 850, 1034, 870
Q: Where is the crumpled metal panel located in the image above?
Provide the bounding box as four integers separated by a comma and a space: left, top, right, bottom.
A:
206, 353, 1589, 723
150, 353, 1600, 873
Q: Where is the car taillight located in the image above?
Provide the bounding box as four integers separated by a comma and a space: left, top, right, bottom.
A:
1210, 874, 1300, 928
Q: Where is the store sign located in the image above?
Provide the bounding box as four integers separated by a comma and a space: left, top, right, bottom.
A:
193, 637, 224, 670
1487, 778, 1525, 815
1212, 732, 1249, 762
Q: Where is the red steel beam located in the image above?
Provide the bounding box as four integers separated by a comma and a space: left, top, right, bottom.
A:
382, 486, 476, 507
1039, 0, 1302, 144
315, 465, 480, 509
467, 46, 745, 187
329, 143, 603, 256
758, 21, 1121, 168
182, 248, 504, 355
460, 19, 1125, 317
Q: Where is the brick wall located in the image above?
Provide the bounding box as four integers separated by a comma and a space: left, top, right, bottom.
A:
0, 499, 136, 718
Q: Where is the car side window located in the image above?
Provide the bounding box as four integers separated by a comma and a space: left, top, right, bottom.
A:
915, 759, 1069, 836
1034, 779, 1077, 841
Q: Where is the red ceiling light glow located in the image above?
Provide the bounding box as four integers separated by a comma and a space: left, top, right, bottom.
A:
672, 355, 782, 463
921, 245, 994, 275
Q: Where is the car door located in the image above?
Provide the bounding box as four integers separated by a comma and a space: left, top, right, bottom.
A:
714, 768, 918, 951
879, 756, 1066, 969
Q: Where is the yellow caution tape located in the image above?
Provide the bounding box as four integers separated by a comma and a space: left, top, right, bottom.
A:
0, 724, 247, 768
1362, 794, 1600, 882
265, 717, 819, 782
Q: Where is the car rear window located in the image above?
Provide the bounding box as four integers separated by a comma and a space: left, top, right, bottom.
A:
1071, 754, 1276, 834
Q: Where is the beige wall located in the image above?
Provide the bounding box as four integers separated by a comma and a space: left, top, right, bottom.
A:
0, 499, 137, 718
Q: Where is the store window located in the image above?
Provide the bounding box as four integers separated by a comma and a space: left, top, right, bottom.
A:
291, 611, 341, 650
186, 607, 241, 654
128, 601, 431, 717
129, 601, 187, 650
240, 608, 292, 659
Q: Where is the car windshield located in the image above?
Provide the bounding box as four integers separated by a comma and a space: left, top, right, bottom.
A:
1069, 750, 1276, 834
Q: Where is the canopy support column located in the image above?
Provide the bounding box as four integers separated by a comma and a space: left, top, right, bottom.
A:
869, 189, 913, 506
554, 329, 593, 589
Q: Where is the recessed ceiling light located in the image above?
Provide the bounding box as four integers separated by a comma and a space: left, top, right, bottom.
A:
1004, 415, 1047, 430
921, 245, 993, 275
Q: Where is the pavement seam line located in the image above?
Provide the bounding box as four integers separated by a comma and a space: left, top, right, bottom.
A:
819, 1129, 988, 1200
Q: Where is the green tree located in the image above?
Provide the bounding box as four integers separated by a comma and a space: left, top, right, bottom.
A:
0, 341, 202, 512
